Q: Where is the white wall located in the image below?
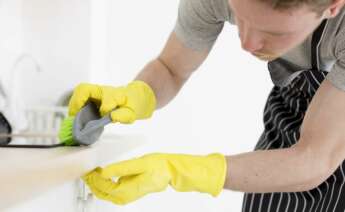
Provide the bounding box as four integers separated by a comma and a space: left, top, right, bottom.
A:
0, 0, 91, 108
20, 0, 91, 106
95, 0, 274, 211
0, 0, 23, 95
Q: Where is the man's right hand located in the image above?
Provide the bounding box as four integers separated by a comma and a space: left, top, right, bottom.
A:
68, 80, 156, 124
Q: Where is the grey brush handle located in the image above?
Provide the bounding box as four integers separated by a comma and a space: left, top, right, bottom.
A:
73, 102, 115, 146
81, 114, 112, 135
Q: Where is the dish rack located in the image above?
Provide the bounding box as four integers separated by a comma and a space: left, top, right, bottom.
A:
12, 106, 68, 145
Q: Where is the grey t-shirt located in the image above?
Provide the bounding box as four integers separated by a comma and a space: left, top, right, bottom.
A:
173, 0, 345, 91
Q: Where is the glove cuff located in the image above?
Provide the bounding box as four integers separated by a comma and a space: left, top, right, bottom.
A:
168, 153, 227, 197
127, 80, 157, 119
207, 153, 227, 196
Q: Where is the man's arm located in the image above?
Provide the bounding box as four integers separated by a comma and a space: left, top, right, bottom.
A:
224, 79, 345, 193
135, 32, 210, 109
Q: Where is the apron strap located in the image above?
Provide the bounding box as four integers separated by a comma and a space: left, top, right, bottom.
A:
311, 19, 328, 70
301, 19, 329, 92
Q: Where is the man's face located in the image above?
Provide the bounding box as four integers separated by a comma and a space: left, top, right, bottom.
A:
229, 0, 325, 61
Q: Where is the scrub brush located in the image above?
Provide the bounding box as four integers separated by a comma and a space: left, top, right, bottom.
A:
0, 102, 113, 148
58, 101, 113, 146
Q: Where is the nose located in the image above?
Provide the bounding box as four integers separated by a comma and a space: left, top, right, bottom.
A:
239, 27, 264, 53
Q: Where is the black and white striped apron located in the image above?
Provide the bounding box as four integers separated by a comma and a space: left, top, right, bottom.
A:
242, 20, 345, 212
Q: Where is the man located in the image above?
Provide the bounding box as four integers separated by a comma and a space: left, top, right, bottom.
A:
68, 0, 345, 211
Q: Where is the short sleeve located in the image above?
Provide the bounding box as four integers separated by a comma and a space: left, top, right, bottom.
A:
326, 30, 345, 91
173, 0, 232, 51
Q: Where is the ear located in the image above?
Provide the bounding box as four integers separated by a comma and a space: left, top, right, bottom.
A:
325, 0, 345, 18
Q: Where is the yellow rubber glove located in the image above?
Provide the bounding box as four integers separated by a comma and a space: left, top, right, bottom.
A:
82, 153, 227, 205
68, 80, 156, 123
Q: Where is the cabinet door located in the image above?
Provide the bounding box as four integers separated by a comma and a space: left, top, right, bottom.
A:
5, 180, 90, 212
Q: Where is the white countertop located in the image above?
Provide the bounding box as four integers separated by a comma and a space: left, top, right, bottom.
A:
0, 134, 145, 210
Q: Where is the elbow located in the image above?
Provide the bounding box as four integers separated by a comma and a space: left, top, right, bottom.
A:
302, 171, 330, 191
292, 143, 335, 192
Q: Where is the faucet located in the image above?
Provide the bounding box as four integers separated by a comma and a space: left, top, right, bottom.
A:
3, 53, 43, 133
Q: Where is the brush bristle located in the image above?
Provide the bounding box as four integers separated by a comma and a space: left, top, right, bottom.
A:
58, 116, 76, 146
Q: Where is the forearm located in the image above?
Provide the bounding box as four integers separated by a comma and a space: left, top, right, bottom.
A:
135, 58, 187, 109
224, 144, 325, 193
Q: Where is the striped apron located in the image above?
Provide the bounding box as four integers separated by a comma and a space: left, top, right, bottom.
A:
242, 20, 345, 212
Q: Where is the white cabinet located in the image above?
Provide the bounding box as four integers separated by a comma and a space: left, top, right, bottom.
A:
0, 135, 145, 212
6, 181, 85, 212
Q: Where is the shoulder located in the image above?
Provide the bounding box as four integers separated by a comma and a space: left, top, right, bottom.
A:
325, 7, 345, 56
178, 0, 233, 23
